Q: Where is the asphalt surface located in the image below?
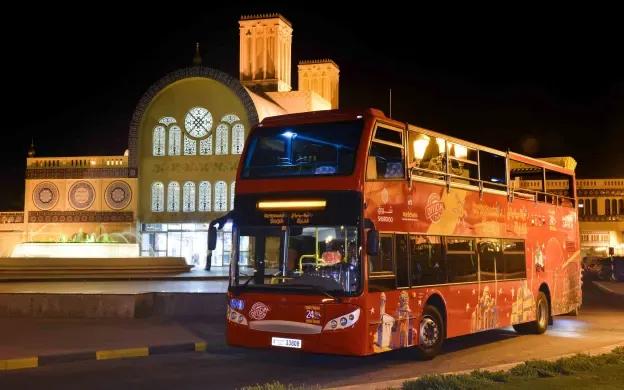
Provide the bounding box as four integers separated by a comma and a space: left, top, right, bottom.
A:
1, 281, 623, 389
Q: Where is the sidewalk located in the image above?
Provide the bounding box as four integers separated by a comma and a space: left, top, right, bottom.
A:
0, 316, 226, 368
593, 280, 624, 297
0, 280, 228, 294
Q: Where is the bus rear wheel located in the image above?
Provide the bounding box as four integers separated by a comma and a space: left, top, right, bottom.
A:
416, 305, 444, 360
513, 291, 549, 334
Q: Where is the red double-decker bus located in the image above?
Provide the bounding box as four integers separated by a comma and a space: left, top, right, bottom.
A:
209, 108, 581, 357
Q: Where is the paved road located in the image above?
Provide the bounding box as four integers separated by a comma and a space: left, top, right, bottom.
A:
1, 281, 623, 389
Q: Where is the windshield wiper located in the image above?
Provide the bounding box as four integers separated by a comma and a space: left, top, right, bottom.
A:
232, 273, 254, 294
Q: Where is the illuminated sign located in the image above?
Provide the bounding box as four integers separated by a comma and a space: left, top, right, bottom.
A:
257, 200, 326, 211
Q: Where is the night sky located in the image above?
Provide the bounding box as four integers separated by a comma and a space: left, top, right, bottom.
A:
3, 5, 622, 210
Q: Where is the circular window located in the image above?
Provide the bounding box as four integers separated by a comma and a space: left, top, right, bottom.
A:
33, 181, 59, 210
68, 181, 96, 210
105, 181, 132, 210
184, 106, 213, 138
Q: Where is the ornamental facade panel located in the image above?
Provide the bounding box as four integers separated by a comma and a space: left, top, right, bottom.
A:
33, 181, 60, 210
105, 180, 133, 210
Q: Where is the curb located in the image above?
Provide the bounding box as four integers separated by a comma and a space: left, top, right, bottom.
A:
325, 340, 624, 390
593, 281, 624, 297
0, 341, 207, 371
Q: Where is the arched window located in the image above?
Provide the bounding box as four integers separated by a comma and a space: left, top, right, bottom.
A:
230, 182, 236, 210
232, 124, 245, 154
221, 114, 240, 124
619, 199, 624, 215
216, 124, 229, 155
198, 181, 211, 212
183, 181, 195, 212
167, 181, 180, 212
612, 199, 618, 215
153, 126, 165, 156
168, 125, 181, 155
151, 182, 164, 212
591, 199, 598, 216
159, 116, 177, 126
214, 181, 227, 211
200, 136, 213, 155
605, 199, 611, 216
184, 135, 196, 155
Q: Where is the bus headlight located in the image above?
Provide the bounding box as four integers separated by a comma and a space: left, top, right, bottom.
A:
227, 307, 248, 326
323, 308, 360, 331
230, 298, 245, 311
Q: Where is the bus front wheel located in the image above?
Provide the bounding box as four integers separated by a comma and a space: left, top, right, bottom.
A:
416, 305, 444, 360
513, 291, 549, 334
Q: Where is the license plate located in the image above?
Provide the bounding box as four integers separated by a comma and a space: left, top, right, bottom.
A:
271, 337, 302, 349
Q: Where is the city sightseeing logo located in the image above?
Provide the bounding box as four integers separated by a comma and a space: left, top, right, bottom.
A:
425, 193, 445, 223
249, 302, 270, 320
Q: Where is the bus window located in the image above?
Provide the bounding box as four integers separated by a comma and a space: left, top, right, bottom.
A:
368, 234, 396, 291
446, 237, 478, 283
407, 130, 446, 175
367, 126, 404, 180
545, 169, 575, 207
448, 142, 478, 185
479, 150, 507, 190
503, 240, 526, 279
241, 120, 363, 178
477, 239, 503, 281
509, 160, 544, 201
395, 234, 409, 288
409, 235, 445, 286
369, 234, 394, 273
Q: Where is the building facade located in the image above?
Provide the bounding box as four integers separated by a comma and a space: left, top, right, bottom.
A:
577, 179, 624, 256
0, 13, 341, 269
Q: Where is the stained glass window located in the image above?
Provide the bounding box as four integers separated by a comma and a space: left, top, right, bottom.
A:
167, 181, 180, 212
159, 116, 177, 126
230, 182, 236, 210
153, 126, 165, 156
183, 181, 195, 212
232, 124, 245, 154
216, 124, 229, 155
221, 114, 240, 124
215, 181, 227, 211
198, 181, 211, 212
184, 135, 196, 155
168, 125, 181, 155
151, 182, 164, 212
200, 136, 213, 155
184, 107, 213, 138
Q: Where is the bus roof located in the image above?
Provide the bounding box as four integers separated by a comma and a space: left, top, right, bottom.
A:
257, 108, 576, 177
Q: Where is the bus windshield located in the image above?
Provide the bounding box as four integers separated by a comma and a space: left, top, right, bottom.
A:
234, 225, 361, 294
241, 120, 363, 178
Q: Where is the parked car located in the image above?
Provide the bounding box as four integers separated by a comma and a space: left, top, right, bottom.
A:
582, 256, 614, 281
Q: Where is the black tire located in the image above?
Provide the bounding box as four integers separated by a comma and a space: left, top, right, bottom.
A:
512, 322, 530, 334
514, 291, 549, 335
416, 305, 444, 360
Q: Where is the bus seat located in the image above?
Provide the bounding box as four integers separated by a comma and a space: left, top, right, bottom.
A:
367, 156, 378, 180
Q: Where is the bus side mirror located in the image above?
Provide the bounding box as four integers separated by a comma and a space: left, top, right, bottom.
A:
208, 226, 217, 250
366, 229, 379, 256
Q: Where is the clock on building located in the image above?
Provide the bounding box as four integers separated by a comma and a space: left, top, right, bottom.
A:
184, 107, 213, 138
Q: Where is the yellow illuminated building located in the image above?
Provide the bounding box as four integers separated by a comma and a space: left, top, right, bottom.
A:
0, 13, 341, 268
577, 179, 624, 256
